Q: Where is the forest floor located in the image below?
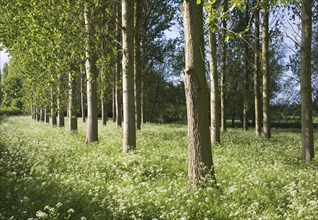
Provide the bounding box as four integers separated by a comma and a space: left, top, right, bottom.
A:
0, 116, 318, 219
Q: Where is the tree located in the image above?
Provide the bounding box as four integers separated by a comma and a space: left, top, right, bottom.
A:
122, 0, 136, 153
262, 2, 271, 139
300, 0, 314, 162
254, 4, 261, 136
115, 1, 122, 128
220, 0, 228, 132
68, 64, 78, 131
84, 2, 99, 143
181, 0, 216, 188
209, 30, 220, 144
242, 1, 250, 131
134, 0, 142, 130
208, 0, 221, 144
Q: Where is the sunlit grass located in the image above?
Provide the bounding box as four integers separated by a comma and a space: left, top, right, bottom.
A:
0, 116, 317, 219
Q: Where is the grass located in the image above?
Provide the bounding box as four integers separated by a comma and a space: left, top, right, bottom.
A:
0, 116, 318, 219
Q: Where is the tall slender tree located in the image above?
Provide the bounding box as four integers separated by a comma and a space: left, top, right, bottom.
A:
209, 26, 220, 143
220, 0, 228, 132
84, 2, 98, 143
116, 1, 122, 128
68, 64, 78, 131
80, 66, 86, 123
57, 74, 65, 127
50, 87, 57, 126
181, 0, 216, 188
122, 0, 136, 152
254, 5, 261, 136
262, 3, 271, 139
243, 2, 250, 131
134, 0, 142, 130
300, 0, 314, 162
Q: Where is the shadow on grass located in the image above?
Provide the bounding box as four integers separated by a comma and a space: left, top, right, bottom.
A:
0, 141, 115, 219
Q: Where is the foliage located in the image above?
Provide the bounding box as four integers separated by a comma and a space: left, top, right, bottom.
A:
1, 117, 318, 219
0, 106, 23, 116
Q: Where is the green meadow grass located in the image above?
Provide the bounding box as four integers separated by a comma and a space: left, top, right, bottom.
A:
0, 116, 317, 219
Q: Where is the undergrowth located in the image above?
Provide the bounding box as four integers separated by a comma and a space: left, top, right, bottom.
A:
0, 116, 317, 219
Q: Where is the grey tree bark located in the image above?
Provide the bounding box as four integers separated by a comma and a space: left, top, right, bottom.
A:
81, 66, 86, 123
50, 88, 57, 126
134, 0, 142, 131
116, 1, 122, 128
112, 72, 117, 123
220, 0, 228, 132
254, 7, 261, 137
243, 2, 249, 131
209, 30, 220, 144
122, 0, 136, 152
36, 108, 40, 121
181, 0, 216, 188
262, 6, 270, 139
84, 2, 98, 143
40, 108, 45, 122
300, 0, 314, 162
101, 95, 107, 126
57, 76, 65, 128
68, 66, 78, 131
31, 106, 36, 120
45, 107, 50, 123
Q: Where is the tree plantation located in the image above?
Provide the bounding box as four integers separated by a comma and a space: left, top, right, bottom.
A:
0, 0, 318, 219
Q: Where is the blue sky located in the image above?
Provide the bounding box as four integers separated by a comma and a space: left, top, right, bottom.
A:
0, 49, 9, 70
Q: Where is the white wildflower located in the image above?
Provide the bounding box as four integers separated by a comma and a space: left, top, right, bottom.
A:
36, 210, 48, 218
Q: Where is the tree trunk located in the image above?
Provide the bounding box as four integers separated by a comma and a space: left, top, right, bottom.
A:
57, 75, 65, 128
112, 72, 117, 122
40, 108, 45, 122
209, 30, 220, 144
134, 0, 142, 130
243, 2, 249, 131
36, 108, 40, 121
254, 6, 261, 137
51, 88, 57, 126
101, 95, 107, 126
220, 0, 228, 132
84, 2, 98, 143
116, 1, 122, 128
122, 0, 136, 152
32, 105, 36, 120
300, 0, 314, 162
45, 107, 50, 123
68, 67, 78, 131
81, 67, 86, 123
141, 80, 145, 124
181, 0, 216, 189
57, 109, 64, 127
243, 47, 249, 130
262, 7, 270, 139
